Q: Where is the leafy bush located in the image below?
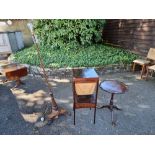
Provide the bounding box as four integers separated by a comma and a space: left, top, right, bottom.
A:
33, 19, 106, 50
13, 44, 138, 68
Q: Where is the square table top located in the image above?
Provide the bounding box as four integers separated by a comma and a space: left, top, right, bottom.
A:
0, 63, 26, 74
72, 68, 99, 79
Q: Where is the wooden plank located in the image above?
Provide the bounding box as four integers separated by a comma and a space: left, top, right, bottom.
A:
106, 19, 155, 25
133, 39, 155, 44
105, 22, 155, 28
104, 22, 155, 29
133, 45, 150, 49
102, 19, 155, 56
134, 31, 155, 35
133, 36, 155, 40
103, 36, 133, 40
103, 26, 155, 32
103, 38, 155, 48
104, 39, 155, 46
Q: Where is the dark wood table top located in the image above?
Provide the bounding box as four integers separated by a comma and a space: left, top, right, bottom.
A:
73, 68, 99, 78
100, 80, 128, 94
0, 63, 26, 74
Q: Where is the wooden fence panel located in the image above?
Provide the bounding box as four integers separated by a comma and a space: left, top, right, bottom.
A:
102, 19, 155, 55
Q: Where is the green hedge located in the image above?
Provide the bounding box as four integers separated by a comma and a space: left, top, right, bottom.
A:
34, 19, 106, 50
13, 44, 138, 68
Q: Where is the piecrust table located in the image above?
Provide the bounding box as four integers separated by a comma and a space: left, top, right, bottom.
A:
98, 80, 128, 126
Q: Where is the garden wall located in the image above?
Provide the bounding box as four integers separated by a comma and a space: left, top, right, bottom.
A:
0, 19, 33, 47
102, 19, 155, 56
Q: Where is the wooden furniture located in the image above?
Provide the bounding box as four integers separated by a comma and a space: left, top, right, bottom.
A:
132, 48, 155, 79
98, 80, 128, 126
72, 68, 99, 125
146, 65, 155, 80
0, 63, 28, 87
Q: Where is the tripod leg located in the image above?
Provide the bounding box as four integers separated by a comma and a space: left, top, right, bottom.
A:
113, 105, 122, 111
97, 104, 110, 109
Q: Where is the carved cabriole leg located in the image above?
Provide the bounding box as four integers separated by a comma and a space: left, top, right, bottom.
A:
97, 93, 121, 126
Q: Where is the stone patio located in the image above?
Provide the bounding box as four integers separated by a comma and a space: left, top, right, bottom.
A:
0, 71, 155, 135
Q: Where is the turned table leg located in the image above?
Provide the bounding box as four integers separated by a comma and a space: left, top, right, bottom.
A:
14, 78, 25, 87
97, 93, 121, 126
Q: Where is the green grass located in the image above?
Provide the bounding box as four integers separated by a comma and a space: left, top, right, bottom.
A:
12, 44, 139, 68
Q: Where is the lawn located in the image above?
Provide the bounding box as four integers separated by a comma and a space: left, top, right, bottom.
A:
12, 44, 138, 68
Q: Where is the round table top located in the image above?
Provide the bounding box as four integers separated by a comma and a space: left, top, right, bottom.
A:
100, 80, 128, 94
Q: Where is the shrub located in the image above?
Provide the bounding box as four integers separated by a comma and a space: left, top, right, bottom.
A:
33, 19, 106, 50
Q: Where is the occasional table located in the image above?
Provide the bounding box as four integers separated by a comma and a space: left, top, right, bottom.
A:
72, 68, 99, 124
0, 63, 28, 87
98, 80, 128, 126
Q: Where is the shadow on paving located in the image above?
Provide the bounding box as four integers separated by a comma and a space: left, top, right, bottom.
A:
0, 84, 33, 135
0, 72, 155, 135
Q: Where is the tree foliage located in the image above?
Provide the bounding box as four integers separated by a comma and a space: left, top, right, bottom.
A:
33, 19, 106, 50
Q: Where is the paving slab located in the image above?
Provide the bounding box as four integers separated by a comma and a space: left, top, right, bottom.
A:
0, 72, 155, 135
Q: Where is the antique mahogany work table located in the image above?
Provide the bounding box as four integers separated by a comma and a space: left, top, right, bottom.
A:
72, 68, 99, 124
98, 80, 128, 126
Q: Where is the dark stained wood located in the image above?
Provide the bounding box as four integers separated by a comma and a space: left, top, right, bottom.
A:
102, 19, 155, 55
72, 68, 99, 125
98, 80, 128, 126
73, 68, 99, 78
100, 80, 128, 94
0, 63, 28, 86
